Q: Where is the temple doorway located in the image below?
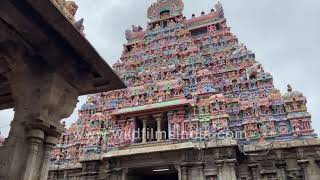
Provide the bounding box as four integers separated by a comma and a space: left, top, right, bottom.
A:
127, 165, 178, 180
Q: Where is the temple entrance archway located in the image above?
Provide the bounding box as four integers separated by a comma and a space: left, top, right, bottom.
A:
127, 165, 178, 180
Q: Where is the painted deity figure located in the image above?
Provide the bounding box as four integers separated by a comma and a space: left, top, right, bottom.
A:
253, 105, 261, 117
188, 124, 197, 139
122, 121, 134, 144
52, 0, 66, 8
169, 19, 176, 28
155, 23, 161, 30
173, 123, 181, 139
52, 0, 78, 22
292, 101, 299, 111
216, 119, 228, 132
175, 16, 184, 23
279, 124, 289, 134
266, 122, 276, 136
211, 121, 217, 132
65, 1, 78, 17
292, 121, 301, 133
214, 100, 220, 111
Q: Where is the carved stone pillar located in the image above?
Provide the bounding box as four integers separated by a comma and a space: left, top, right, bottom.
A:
40, 136, 58, 180
188, 165, 197, 180
174, 164, 182, 180
181, 166, 188, 180
153, 114, 163, 141
297, 159, 310, 180
248, 163, 261, 180
275, 161, 287, 180
127, 117, 135, 143
215, 160, 224, 180
226, 159, 237, 180
140, 116, 148, 143
0, 55, 79, 180
167, 111, 174, 139
23, 129, 44, 180
121, 168, 128, 180
198, 163, 205, 180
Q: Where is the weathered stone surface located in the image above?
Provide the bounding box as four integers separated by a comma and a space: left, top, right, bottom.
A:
47, 139, 320, 180
0, 0, 124, 179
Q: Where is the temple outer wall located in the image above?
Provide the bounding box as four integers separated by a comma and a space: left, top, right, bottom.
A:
48, 139, 320, 180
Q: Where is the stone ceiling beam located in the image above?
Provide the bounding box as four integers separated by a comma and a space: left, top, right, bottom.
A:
0, 0, 126, 179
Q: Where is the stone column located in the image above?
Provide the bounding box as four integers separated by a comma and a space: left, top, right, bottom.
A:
185, 164, 202, 180
198, 164, 205, 180
167, 111, 174, 139
140, 116, 148, 143
23, 129, 44, 180
248, 163, 261, 180
0, 61, 79, 180
181, 166, 188, 180
226, 159, 237, 180
215, 160, 224, 180
188, 165, 198, 180
275, 161, 287, 180
175, 164, 182, 180
297, 159, 310, 180
127, 117, 135, 143
153, 114, 163, 141
40, 136, 58, 180
121, 168, 128, 180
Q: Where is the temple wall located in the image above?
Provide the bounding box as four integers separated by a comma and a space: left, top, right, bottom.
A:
48, 139, 320, 180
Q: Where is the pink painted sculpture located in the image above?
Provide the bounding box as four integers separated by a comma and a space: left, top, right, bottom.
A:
51, 0, 316, 166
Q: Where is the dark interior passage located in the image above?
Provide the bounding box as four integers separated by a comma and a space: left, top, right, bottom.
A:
128, 173, 178, 180
133, 173, 178, 180
127, 165, 178, 180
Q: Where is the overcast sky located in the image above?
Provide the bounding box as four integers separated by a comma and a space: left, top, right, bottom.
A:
0, 0, 320, 137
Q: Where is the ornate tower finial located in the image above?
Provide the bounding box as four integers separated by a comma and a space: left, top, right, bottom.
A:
287, 84, 293, 92
147, 0, 184, 21
215, 1, 224, 18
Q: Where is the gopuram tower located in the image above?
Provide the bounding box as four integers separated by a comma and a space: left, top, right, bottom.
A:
49, 1, 320, 180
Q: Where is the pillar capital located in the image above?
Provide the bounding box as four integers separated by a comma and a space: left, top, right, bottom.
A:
248, 163, 259, 169
127, 117, 136, 122
122, 168, 129, 174
27, 129, 45, 141
297, 159, 309, 167
215, 159, 225, 167
139, 115, 149, 121
275, 161, 286, 168
179, 162, 190, 167
44, 136, 59, 147
10, 71, 79, 137
174, 163, 181, 171
297, 159, 310, 180
226, 159, 237, 165
153, 114, 163, 120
